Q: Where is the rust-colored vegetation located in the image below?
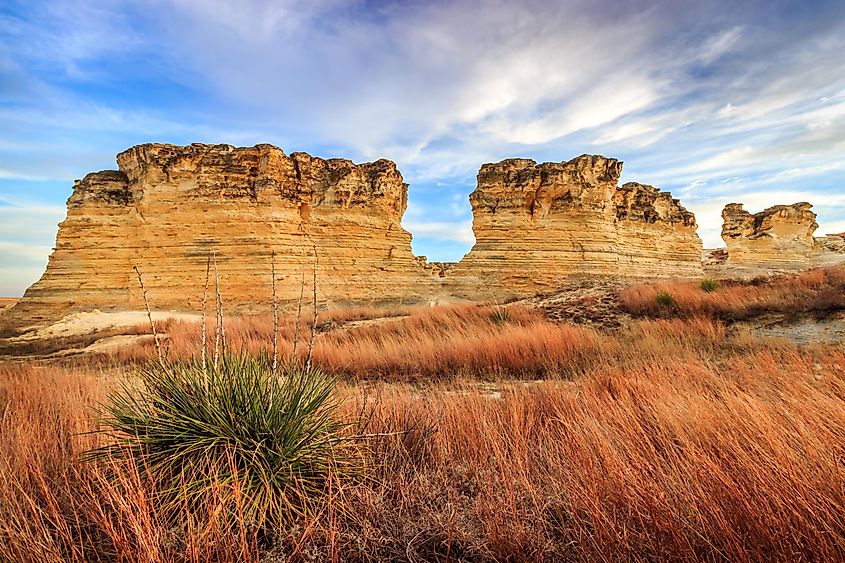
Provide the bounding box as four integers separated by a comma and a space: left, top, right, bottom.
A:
2, 267, 845, 561
620, 264, 845, 320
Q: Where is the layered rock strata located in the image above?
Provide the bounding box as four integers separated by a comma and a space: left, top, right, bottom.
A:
9, 143, 437, 324
415, 257, 457, 278
721, 203, 819, 268
719, 202, 845, 273
9, 147, 716, 325
449, 155, 703, 296
815, 233, 845, 255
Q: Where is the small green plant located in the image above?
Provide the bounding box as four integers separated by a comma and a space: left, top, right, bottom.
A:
86, 355, 349, 529
491, 305, 511, 324
699, 277, 720, 293
655, 290, 676, 308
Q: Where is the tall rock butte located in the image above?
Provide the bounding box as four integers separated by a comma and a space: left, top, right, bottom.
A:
720, 202, 845, 270
9, 143, 437, 324
449, 155, 703, 296
6, 145, 710, 326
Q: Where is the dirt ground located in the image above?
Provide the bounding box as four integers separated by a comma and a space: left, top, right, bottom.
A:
741, 312, 845, 345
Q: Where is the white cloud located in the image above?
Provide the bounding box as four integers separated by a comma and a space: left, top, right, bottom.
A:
696, 26, 744, 65
0, 201, 65, 244
0, 169, 58, 181
821, 220, 845, 235
402, 220, 475, 244
0, 241, 54, 261
0, 241, 54, 296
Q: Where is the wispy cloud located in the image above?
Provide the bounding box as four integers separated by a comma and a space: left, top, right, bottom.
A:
1, 0, 845, 292
402, 220, 475, 245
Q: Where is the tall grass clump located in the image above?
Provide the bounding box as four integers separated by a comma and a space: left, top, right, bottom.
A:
490, 305, 511, 324
86, 355, 348, 532
699, 276, 720, 292
655, 290, 676, 308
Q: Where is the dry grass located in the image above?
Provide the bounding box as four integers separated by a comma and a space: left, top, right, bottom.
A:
341, 349, 845, 560
98, 267, 845, 377
4, 266, 845, 559
313, 304, 600, 380
620, 265, 845, 320
2, 310, 844, 560
110, 305, 770, 381
0, 363, 342, 562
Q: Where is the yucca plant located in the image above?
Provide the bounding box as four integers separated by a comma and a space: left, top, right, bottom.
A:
490, 305, 511, 324
699, 277, 720, 292
655, 290, 676, 308
85, 355, 348, 530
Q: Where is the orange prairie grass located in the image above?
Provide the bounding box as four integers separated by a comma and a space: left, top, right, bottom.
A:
2, 341, 844, 560
620, 264, 845, 319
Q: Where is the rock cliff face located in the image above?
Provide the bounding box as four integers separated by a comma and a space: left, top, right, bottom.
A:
414, 257, 456, 278
721, 203, 819, 268
449, 155, 703, 296
719, 202, 845, 273
8, 146, 719, 325
10, 143, 437, 324
817, 233, 845, 254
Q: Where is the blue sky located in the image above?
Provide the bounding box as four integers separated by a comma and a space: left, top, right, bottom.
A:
2, 0, 845, 296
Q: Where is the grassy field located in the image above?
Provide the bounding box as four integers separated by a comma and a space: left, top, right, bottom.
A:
1, 268, 844, 561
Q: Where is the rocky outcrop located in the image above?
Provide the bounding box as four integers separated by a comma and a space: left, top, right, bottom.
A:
8, 143, 437, 324
717, 203, 845, 274
721, 203, 819, 268
702, 248, 729, 267
6, 146, 724, 326
448, 155, 703, 296
817, 233, 845, 254
415, 257, 456, 278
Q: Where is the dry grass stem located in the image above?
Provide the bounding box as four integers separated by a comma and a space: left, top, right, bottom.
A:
132, 265, 163, 364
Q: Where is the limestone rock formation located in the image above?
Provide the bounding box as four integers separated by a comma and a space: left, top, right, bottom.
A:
7, 146, 719, 326
817, 233, 845, 255
449, 155, 702, 296
702, 248, 728, 267
721, 203, 819, 268
9, 143, 437, 324
414, 257, 456, 278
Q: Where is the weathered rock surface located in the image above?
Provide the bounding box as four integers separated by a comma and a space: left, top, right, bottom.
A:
714, 203, 845, 276
721, 202, 819, 268
415, 257, 457, 278
817, 233, 845, 255
702, 248, 729, 267
448, 155, 703, 297
7, 143, 438, 325
14, 146, 791, 328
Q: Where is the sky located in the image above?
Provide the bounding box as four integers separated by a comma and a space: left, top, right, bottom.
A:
1, 0, 845, 296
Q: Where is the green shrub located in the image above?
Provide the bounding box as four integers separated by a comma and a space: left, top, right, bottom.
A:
86, 356, 348, 529
491, 306, 511, 324
655, 291, 676, 308
699, 277, 720, 293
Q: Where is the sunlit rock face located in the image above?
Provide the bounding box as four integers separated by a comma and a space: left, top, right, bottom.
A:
720, 202, 845, 272
7, 146, 725, 326
448, 155, 703, 297
9, 143, 438, 324
721, 202, 819, 268
817, 232, 845, 254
